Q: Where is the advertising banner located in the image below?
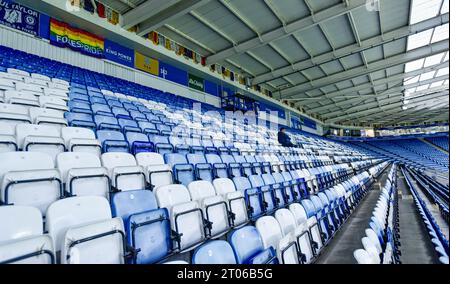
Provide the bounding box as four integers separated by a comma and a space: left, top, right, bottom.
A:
104, 39, 134, 68
135, 51, 159, 76
0, 0, 39, 36
159, 61, 188, 86
188, 73, 204, 91
49, 18, 104, 58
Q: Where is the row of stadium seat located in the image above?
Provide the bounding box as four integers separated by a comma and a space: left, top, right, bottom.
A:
354, 164, 400, 264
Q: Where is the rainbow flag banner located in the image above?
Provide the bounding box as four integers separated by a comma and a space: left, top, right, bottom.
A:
49, 18, 104, 58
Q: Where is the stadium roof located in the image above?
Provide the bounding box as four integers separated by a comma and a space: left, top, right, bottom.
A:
71, 0, 450, 126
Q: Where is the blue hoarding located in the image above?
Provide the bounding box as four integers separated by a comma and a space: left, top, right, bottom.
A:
204, 80, 219, 97
159, 61, 188, 86
0, 0, 39, 36
104, 39, 135, 68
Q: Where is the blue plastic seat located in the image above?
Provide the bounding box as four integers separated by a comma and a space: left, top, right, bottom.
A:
112, 107, 131, 119
249, 175, 277, 214
111, 190, 172, 264
92, 103, 112, 117
94, 114, 120, 131
234, 155, 253, 177
233, 177, 263, 220
192, 240, 236, 264
205, 154, 228, 178
187, 154, 213, 182
164, 153, 195, 186
130, 110, 147, 121
126, 132, 154, 154
221, 154, 242, 178
65, 112, 95, 129
138, 121, 156, 134
149, 134, 174, 155
68, 101, 92, 114
228, 226, 278, 264
118, 118, 141, 133
97, 130, 129, 153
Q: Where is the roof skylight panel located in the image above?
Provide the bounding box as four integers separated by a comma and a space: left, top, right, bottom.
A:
404, 76, 420, 85
410, 0, 444, 24
424, 52, 445, 67
441, 0, 449, 13
407, 29, 433, 50
416, 84, 430, 91
404, 58, 425, 72
419, 70, 436, 81
436, 67, 449, 76
431, 23, 449, 43
429, 80, 445, 88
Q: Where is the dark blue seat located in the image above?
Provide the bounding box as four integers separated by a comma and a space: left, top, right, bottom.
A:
187, 154, 213, 182
228, 226, 278, 264
96, 130, 129, 153
68, 101, 92, 114
112, 107, 131, 119
233, 177, 263, 220
205, 154, 228, 178
164, 153, 195, 186
111, 190, 172, 264
65, 112, 95, 129
249, 175, 277, 214
94, 114, 120, 131
92, 103, 112, 116
126, 132, 154, 154
118, 118, 141, 133
149, 134, 174, 155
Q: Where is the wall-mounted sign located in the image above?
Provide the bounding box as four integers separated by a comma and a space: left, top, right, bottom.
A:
188, 73, 204, 91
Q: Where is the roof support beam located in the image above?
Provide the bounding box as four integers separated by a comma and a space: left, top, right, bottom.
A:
281, 39, 449, 98
321, 80, 449, 118
206, 0, 368, 64
123, 0, 211, 36
252, 13, 449, 85
304, 61, 449, 112
324, 91, 449, 123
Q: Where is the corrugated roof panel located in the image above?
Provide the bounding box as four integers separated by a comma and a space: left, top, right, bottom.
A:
339, 53, 364, 68
251, 45, 290, 69
306, 0, 341, 12
383, 38, 407, 57
350, 6, 381, 40
321, 15, 356, 48
295, 26, 332, 56
271, 36, 310, 62
227, 53, 270, 75
381, 0, 410, 32
283, 73, 308, 85
301, 66, 326, 80
320, 61, 344, 75
363, 46, 384, 63
269, 0, 311, 23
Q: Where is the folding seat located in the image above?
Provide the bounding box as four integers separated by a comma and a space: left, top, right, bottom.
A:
234, 155, 253, 177
201, 138, 218, 153
16, 124, 65, 160
61, 127, 101, 156
256, 155, 271, 174
188, 181, 231, 238
169, 135, 190, 154
126, 132, 154, 154
220, 154, 242, 178
123, 102, 138, 112
68, 101, 91, 114
0, 78, 15, 92
212, 178, 249, 227
255, 215, 300, 264
118, 118, 140, 133
108, 100, 125, 109
188, 134, 205, 154
187, 153, 214, 182
135, 152, 173, 189
29, 107, 67, 128
138, 121, 156, 134
129, 110, 147, 122
300, 199, 324, 253
249, 175, 278, 214
111, 190, 173, 264
101, 152, 146, 192
96, 130, 129, 153
155, 184, 208, 252
46, 196, 127, 264
353, 249, 378, 264
228, 226, 278, 264
149, 134, 173, 154
0, 121, 17, 152
156, 123, 171, 133
233, 176, 264, 220
0, 152, 62, 214
44, 88, 69, 100
0, 206, 55, 264
112, 107, 131, 120
4, 91, 39, 107
23, 77, 47, 88
0, 103, 32, 126
94, 114, 120, 131
204, 154, 227, 179
244, 155, 263, 175
192, 240, 237, 264
91, 103, 112, 117
283, 171, 308, 200
262, 173, 293, 207
56, 152, 109, 198
145, 113, 160, 122
69, 93, 89, 103
164, 153, 195, 186
39, 96, 68, 112
272, 172, 298, 204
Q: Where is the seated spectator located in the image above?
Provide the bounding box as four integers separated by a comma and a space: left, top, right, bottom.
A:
278, 127, 295, 147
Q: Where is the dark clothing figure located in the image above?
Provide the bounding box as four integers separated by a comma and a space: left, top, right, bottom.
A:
278, 130, 294, 147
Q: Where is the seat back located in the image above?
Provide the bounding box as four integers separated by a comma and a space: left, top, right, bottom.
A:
135, 152, 173, 189
0, 205, 42, 242
192, 240, 237, 264
101, 152, 145, 191
228, 226, 265, 264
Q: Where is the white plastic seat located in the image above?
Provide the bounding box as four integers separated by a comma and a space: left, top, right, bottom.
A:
46, 196, 125, 264
0, 78, 15, 91
255, 216, 299, 264
44, 88, 69, 99
61, 127, 101, 156
361, 237, 381, 264
188, 180, 230, 238
135, 152, 173, 189
212, 178, 248, 227
15, 124, 65, 161
23, 77, 47, 87
154, 184, 206, 252
0, 152, 61, 214
57, 152, 109, 198
0, 206, 55, 264
39, 96, 68, 112
101, 152, 145, 191
0, 121, 17, 152
0, 103, 31, 126
31, 73, 50, 82
29, 107, 67, 128
353, 249, 376, 264
4, 91, 39, 107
